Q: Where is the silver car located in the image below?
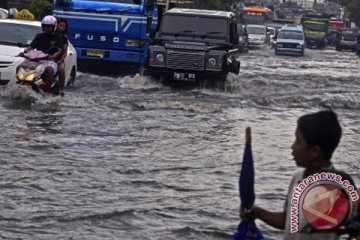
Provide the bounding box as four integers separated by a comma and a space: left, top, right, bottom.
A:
246, 24, 270, 48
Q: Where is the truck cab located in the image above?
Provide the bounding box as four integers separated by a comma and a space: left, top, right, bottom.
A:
143, 8, 240, 82
300, 14, 329, 49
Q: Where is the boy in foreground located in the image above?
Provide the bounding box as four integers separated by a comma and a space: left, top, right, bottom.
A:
241, 110, 359, 239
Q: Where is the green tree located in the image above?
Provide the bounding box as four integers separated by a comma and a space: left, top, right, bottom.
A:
28, 0, 51, 19
196, 0, 231, 11
347, 0, 360, 27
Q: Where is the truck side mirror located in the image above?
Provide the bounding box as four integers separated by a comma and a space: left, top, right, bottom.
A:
145, 0, 155, 11
150, 29, 156, 38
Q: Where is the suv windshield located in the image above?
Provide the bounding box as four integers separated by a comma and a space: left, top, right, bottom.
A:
341, 29, 357, 38
246, 25, 266, 35
0, 23, 41, 46
161, 15, 228, 38
278, 30, 303, 40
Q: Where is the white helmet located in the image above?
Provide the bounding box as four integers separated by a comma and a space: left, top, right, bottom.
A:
8, 8, 18, 18
41, 15, 57, 26
9, 8, 18, 15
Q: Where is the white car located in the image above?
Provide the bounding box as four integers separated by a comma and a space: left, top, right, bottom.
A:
0, 18, 77, 86
246, 24, 270, 48
0, 8, 8, 19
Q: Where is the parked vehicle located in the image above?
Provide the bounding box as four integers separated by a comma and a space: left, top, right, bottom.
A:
0, 11, 77, 86
144, 8, 241, 83
246, 24, 270, 48
238, 24, 249, 53
53, 0, 159, 67
336, 28, 358, 52
275, 24, 305, 56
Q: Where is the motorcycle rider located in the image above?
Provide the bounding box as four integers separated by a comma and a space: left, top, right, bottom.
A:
25, 15, 64, 93
55, 18, 69, 96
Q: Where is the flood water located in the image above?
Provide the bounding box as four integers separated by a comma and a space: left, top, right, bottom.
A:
0, 47, 359, 240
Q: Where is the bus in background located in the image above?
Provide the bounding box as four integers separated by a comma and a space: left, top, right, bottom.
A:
240, 6, 272, 25
52, 0, 159, 67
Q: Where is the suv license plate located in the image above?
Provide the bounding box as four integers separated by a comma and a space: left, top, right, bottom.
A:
173, 72, 196, 81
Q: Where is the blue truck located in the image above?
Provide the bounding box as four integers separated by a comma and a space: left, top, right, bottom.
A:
53, 0, 159, 65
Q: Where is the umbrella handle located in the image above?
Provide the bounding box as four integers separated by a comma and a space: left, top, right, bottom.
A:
246, 127, 251, 144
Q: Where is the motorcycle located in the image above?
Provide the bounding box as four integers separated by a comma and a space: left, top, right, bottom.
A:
16, 49, 60, 95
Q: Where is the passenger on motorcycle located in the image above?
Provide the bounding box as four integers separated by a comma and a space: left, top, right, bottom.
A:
25, 15, 64, 93
56, 18, 69, 96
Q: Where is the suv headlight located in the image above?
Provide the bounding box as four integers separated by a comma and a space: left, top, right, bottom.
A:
277, 43, 283, 47
155, 53, 164, 63
296, 44, 303, 49
208, 57, 217, 67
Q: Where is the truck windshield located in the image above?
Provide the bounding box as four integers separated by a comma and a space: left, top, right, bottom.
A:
56, 0, 140, 6
342, 30, 357, 36
161, 15, 227, 38
278, 31, 303, 40
303, 22, 326, 31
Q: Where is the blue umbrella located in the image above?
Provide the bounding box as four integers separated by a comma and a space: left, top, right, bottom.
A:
232, 127, 263, 240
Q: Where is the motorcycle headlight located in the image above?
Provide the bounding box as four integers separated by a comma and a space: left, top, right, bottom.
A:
25, 73, 36, 81
155, 53, 164, 63
16, 68, 26, 80
126, 39, 146, 47
17, 68, 38, 82
208, 57, 217, 67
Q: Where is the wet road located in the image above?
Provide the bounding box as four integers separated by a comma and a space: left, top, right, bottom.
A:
0, 47, 359, 240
